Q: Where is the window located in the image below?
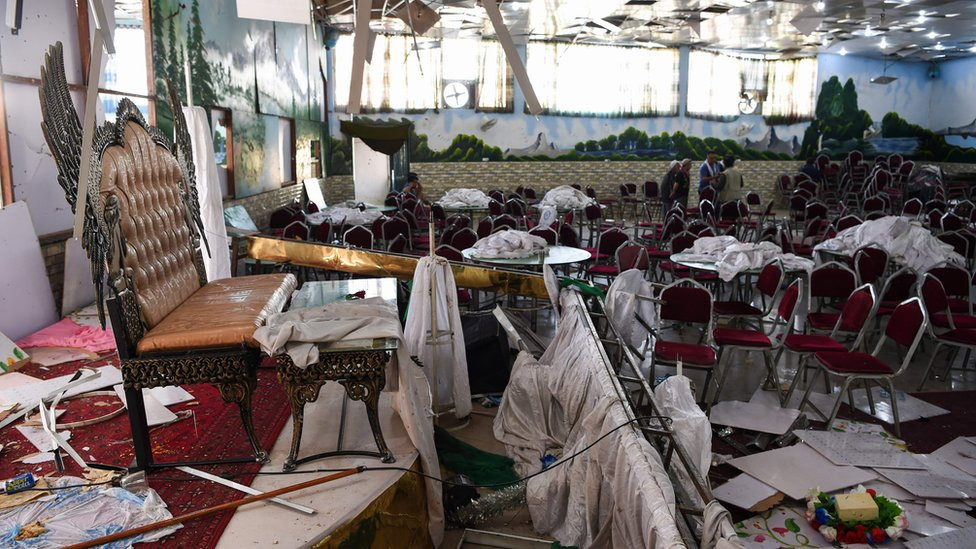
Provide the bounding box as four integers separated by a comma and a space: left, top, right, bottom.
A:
686, 50, 817, 123
765, 57, 818, 123
100, 7, 152, 123
686, 50, 745, 120
525, 42, 679, 117
210, 107, 234, 198
332, 34, 512, 112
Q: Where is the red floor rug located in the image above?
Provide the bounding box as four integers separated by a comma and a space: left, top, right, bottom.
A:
0, 353, 291, 548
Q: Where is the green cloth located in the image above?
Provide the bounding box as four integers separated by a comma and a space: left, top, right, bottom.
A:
559, 277, 605, 299
434, 426, 519, 487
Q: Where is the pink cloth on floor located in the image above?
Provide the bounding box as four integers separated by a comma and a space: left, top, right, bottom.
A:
16, 318, 116, 352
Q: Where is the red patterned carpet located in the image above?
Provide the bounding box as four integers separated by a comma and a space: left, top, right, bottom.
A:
0, 354, 291, 548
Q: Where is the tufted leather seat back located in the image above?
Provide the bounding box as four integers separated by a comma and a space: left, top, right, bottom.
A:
99, 123, 201, 328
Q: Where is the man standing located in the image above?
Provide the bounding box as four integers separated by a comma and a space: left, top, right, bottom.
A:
659, 160, 680, 215
698, 150, 723, 195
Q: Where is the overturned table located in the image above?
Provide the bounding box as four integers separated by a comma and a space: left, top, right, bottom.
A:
275, 278, 399, 471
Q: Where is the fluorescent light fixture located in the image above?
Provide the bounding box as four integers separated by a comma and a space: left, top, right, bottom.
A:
839, 47, 848, 55
870, 75, 898, 84
927, 31, 938, 39
880, 37, 888, 49
934, 42, 945, 50
946, 13, 960, 18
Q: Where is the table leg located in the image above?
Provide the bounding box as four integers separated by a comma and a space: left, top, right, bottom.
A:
340, 376, 395, 463
282, 380, 324, 472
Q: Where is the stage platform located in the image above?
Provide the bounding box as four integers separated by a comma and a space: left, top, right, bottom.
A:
216, 383, 430, 548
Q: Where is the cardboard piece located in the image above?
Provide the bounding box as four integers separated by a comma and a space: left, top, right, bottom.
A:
795, 429, 924, 469
709, 399, 801, 435
728, 443, 875, 500
875, 468, 972, 499
394, 0, 440, 35
16, 425, 71, 453
925, 500, 976, 528
712, 473, 780, 511
0, 202, 59, 341
0, 330, 29, 373
223, 205, 259, 232
904, 524, 976, 548
25, 346, 98, 367
932, 437, 976, 477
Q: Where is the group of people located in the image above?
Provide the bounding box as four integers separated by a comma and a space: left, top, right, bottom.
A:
659, 150, 746, 213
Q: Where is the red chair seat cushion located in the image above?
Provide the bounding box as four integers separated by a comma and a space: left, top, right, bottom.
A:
457, 289, 471, 304
693, 271, 719, 281
783, 333, 846, 353
808, 311, 840, 331
646, 248, 672, 259
948, 298, 972, 314
814, 351, 893, 374
582, 247, 609, 261
932, 313, 976, 330
714, 300, 762, 316
937, 328, 976, 346
713, 327, 772, 347
793, 244, 814, 256
654, 341, 716, 366
588, 265, 619, 276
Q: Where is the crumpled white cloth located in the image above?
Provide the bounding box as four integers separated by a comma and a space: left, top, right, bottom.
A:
605, 269, 658, 349
471, 230, 548, 259
309, 205, 383, 226
403, 256, 472, 419
653, 376, 710, 511
674, 237, 815, 282
250, 298, 445, 545
494, 290, 685, 548
538, 185, 595, 210
436, 188, 491, 208
814, 215, 964, 273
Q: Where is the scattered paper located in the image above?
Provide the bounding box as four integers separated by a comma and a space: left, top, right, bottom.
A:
904, 524, 976, 548
16, 425, 71, 453
709, 399, 800, 435
144, 386, 194, 407
712, 473, 779, 511
932, 437, 976, 477
0, 365, 121, 410
728, 443, 875, 500
22, 452, 55, 464
925, 500, 976, 528
0, 372, 41, 392
875, 468, 971, 499
795, 429, 923, 469
113, 385, 177, 427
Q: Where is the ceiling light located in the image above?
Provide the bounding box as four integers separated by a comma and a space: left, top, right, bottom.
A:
766, 16, 774, 26
916, 11, 926, 24
911, 27, 925, 32
880, 37, 888, 49
946, 13, 960, 18
839, 47, 848, 55
815, 1, 825, 11
934, 42, 945, 50
927, 31, 938, 39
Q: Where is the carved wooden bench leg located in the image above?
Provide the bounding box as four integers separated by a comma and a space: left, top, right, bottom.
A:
281, 380, 325, 472
217, 377, 269, 463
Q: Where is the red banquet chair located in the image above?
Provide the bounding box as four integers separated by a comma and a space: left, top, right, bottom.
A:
920, 273, 976, 330
917, 274, 976, 390
798, 297, 927, 436
651, 279, 718, 402
713, 259, 784, 329
928, 263, 973, 315
776, 283, 877, 404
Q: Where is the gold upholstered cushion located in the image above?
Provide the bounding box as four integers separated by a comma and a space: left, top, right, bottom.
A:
135, 273, 297, 355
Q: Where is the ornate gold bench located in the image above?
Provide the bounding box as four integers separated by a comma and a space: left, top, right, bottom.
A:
39, 42, 295, 469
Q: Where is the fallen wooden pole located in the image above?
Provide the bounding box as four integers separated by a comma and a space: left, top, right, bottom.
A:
63, 467, 364, 549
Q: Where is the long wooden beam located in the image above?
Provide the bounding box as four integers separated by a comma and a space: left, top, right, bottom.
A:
246, 236, 550, 299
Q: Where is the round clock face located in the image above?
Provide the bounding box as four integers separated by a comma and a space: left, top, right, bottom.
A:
443, 82, 470, 108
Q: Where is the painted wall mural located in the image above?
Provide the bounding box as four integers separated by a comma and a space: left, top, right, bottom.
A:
150, 0, 326, 198
327, 52, 976, 176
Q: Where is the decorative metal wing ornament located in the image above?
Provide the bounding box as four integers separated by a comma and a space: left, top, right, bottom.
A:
38, 42, 210, 330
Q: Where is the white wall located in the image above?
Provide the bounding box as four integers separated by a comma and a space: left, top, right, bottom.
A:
352, 138, 390, 205
0, 0, 113, 236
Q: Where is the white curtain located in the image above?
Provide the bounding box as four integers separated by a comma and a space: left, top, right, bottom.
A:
765, 57, 818, 122
333, 33, 441, 111
526, 42, 679, 116
686, 50, 744, 119
404, 256, 472, 418
183, 106, 231, 281
476, 39, 511, 111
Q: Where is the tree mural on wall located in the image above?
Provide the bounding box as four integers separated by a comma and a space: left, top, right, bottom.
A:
186, 0, 217, 107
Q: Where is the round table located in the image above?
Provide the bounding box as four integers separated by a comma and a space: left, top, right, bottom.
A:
462, 246, 591, 267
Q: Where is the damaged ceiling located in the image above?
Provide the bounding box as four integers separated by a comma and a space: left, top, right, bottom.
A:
311, 0, 976, 60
